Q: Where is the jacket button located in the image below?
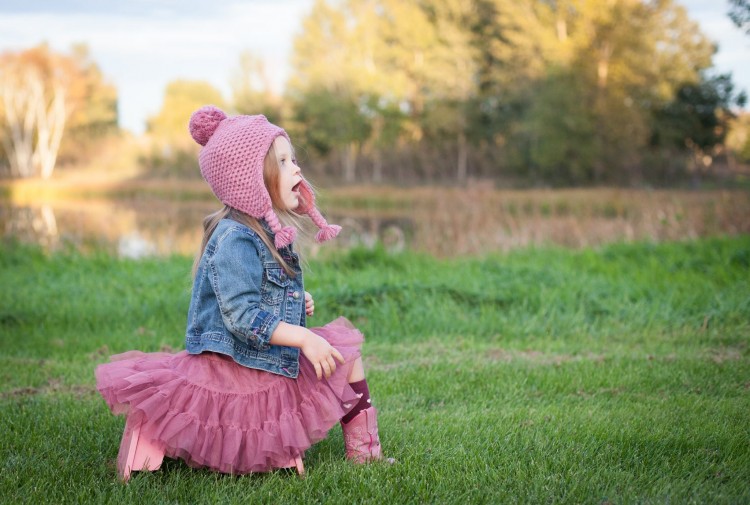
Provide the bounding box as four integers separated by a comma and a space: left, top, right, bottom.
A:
292, 291, 300, 299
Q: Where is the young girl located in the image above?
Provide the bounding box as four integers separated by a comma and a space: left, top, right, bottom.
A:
95, 105, 385, 480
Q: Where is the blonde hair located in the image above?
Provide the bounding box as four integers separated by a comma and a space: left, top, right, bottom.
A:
192, 141, 310, 278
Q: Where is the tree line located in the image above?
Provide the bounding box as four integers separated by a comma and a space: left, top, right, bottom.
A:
283, 0, 747, 185
1, 0, 749, 185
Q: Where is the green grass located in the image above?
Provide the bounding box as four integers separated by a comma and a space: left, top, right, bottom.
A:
1, 237, 749, 504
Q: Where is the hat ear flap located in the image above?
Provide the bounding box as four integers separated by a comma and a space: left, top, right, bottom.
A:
295, 180, 315, 214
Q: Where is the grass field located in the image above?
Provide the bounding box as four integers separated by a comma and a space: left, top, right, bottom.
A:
1, 236, 748, 503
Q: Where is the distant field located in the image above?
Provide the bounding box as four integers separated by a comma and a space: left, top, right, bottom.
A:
1, 237, 748, 503
1, 182, 749, 258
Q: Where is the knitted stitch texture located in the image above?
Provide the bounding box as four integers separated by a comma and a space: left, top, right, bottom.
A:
189, 105, 341, 249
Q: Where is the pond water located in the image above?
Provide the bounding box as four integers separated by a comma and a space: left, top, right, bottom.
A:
1, 188, 748, 258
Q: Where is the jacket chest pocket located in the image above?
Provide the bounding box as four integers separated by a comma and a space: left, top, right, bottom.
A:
262, 267, 290, 306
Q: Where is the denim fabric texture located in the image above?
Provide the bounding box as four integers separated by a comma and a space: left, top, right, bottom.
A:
185, 217, 306, 378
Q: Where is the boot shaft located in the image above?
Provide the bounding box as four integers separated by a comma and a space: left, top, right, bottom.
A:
341, 406, 382, 463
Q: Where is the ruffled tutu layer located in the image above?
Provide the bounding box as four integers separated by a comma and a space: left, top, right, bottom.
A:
95, 317, 363, 474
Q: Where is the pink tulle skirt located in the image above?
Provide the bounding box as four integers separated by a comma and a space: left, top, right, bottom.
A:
95, 317, 363, 474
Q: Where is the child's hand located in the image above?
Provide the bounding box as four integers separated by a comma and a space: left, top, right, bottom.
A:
301, 330, 345, 380
305, 291, 314, 316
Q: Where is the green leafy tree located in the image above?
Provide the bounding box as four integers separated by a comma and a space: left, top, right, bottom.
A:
468, 0, 565, 166
525, 69, 599, 183
291, 0, 481, 181
291, 88, 371, 182
287, 0, 734, 185
288, 0, 382, 182
146, 80, 225, 142
729, 0, 750, 34
57, 44, 118, 166
726, 111, 750, 163
143, 80, 225, 177
651, 73, 747, 177
416, 0, 481, 181
515, 0, 715, 183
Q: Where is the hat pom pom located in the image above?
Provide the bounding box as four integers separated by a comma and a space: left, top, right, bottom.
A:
189, 105, 227, 146
315, 224, 341, 243
274, 226, 297, 249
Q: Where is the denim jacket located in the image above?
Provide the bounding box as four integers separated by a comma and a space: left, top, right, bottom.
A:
185, 217, 306, 378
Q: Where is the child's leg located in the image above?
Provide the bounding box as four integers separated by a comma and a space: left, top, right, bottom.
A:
340, 355, 389, 463
342, 357, 369, 423
347, 356, 365, 382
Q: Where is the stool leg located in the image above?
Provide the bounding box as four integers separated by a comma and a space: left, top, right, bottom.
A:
117, 415, 165, 482
281, 454, 304, 476
293, 455, 305, 476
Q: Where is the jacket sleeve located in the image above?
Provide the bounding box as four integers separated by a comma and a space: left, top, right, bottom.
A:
208, 229, 281, 348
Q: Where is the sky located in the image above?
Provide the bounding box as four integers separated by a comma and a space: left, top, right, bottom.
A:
0, 0, 747, 134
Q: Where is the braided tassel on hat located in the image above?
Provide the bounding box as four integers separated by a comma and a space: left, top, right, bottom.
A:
307, 206, 342, 243
264, 210, 297, 249
295, 179, 341, 243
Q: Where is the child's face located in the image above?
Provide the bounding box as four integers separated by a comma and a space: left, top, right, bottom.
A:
273, 136, 303, 211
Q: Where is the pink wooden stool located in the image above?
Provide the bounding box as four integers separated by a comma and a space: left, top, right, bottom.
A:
117, 415, 165, 482
116, 414, 304, 480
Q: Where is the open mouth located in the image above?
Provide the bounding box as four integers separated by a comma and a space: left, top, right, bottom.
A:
292, 181, 302, 194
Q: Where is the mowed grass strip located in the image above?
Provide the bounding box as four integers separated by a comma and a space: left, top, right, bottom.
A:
0, 237, 748, 503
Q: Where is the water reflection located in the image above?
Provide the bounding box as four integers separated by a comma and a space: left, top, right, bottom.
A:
0, 199, 417, 259
334, 216, 411, 252
1, 189, 748, 258
5, 205, 59, 249
118, 232, 157, 259
0, 199, 213, 258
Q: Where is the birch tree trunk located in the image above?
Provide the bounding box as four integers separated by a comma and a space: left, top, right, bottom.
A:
0, 69, 67, 179
36, 80, 66, 180
1, 71, 37, 177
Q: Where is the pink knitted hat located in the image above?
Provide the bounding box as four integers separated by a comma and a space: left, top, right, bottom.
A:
189, 105, 341, 249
